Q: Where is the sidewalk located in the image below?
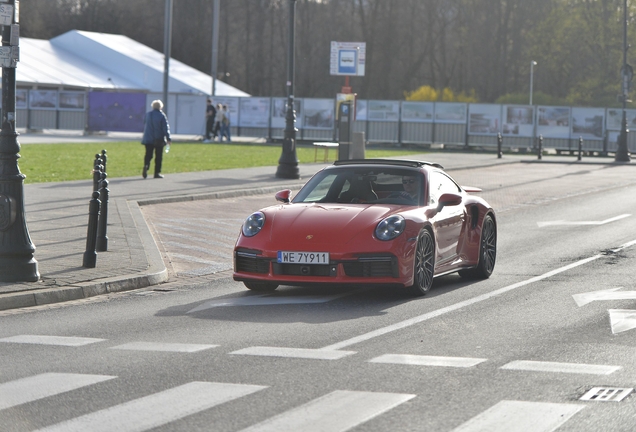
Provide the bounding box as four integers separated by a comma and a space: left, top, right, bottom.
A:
0, 141, 631, 311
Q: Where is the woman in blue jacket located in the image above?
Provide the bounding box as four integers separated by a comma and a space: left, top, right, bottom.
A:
141, 100, 172, 179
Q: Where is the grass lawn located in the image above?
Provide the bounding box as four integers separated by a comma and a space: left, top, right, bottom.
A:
18, 141, 425, 184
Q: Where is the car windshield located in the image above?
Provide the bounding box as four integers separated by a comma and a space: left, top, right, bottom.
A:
293, 167, 424, 205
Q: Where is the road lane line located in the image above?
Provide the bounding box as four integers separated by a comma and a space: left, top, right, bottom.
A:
36, 382, 267, 432
239, 390, 415, 432
109, 342, 218, 353
369, 354, 487, 368
500, 360, 620, 375
231, 346, 355, 360
0, 335, 106, 346
451, 400, 584, 432
322, 253, 603, 351
0, 373, 116, 410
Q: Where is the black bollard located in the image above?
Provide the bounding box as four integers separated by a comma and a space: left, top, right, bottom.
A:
100, 149, 107, 173
96, 172, 109, 252
83, 191, 101, 268
497, 133, 503, 159
538, 135, 543, 160
578, 136, 583, 161
93, 156, 103, 192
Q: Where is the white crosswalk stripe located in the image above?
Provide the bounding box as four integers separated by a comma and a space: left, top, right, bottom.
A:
0, 334, 105, 346
451, 400, 584, 432
109, 341, 218, 352
35, 382, 267, 432
239, 390, 416, 432
500, 360, 620, 375
0, 373, 116, 410
369, 354, 487, 368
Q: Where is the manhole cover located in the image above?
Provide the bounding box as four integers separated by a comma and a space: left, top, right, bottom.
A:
580, 387, 633, 402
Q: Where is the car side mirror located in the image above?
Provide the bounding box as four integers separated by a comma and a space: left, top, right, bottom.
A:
275, 189, 292, 203
437, 192, 462, 211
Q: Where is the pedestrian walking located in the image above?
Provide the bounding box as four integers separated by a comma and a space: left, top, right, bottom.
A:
141, 99, 171, 179
214, 103, 223, 141
203, 99, 216, 143
220, 104, 232, 142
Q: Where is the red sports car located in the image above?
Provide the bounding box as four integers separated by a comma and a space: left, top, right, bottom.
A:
234, 159, 496, 296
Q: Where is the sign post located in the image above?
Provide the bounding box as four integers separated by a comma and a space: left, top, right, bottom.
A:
330, 41, 365, 94
0, 0, 39, 282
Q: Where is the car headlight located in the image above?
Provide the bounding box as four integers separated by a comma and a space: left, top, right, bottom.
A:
375, 215, 405, 241
242, 212, 265, 237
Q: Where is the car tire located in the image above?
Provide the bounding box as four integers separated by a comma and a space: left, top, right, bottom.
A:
408, 229, 435, 296
244, 281, 279, 292
459, 214, 496, 279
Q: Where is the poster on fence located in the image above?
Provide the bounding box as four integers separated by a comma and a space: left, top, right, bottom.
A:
606, 108, 636, 131
355, 100, 367, 121
59, 91, 86, 111
536, 106, 570, 138
303, 98, 334, 129
434, 103, 467, 123
29, 90, 58, 109
401, 102, 434, 123
16, 89, 27, 109
366, 100, 400, 122
468, 104, 502, 135
571, 107, 605, 140
502, 105, 534, 137
239, 97, 270, 127
271, 98, 303, 129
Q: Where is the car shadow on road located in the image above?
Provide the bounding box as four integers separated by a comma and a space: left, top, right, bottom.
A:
155, 275, 474, 324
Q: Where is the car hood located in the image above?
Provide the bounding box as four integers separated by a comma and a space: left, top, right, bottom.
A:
263, 203, 400, 246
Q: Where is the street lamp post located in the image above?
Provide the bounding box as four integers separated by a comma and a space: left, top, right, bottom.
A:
529, 61, 537, 105
276, 0, 300, 179
616, 0, 632, 162
0, 0, 39, 281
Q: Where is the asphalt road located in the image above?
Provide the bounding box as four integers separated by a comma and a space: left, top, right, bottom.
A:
2, 162, 636, 431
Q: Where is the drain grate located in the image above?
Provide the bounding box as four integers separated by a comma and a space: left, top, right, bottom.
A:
580, 387, 633, 402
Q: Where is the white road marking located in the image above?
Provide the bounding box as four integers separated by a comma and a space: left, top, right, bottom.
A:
0, 373, 116, 410
36, 382, 267, 432
608, 309, 636, 334
322, 252, 605, 351
188, 292, 353, 313
451, 400, 584, 432
239, 390, 415, 432
500, 360, 620, 375
369, 354, 487, 368
109, 342, 218, 353
231, 346, 355, 360
178, 265, 232, 277
572, 287, 636, 307
537, 213, 630, 227
0, 335, 105, 346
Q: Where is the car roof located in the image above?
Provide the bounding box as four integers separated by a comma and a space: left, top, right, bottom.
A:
332, 159, 444, 170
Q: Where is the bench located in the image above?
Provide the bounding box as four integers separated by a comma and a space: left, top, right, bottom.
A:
313, 142, 339, 162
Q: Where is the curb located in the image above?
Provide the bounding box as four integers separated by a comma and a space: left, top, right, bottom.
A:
0, 199, 168, 311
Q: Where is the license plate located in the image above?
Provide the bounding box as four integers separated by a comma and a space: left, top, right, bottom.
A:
277, 251, 329, 265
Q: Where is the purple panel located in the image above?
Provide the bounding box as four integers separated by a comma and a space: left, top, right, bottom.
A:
87, 92, 146, 132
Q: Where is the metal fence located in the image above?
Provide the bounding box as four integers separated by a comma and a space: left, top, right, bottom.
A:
14, 89, 636, 154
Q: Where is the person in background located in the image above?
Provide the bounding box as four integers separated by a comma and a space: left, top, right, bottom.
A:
203, 99, 216, 143
220, 104, 232, 142
214, 103, 224, 141
141, 99, 171, 179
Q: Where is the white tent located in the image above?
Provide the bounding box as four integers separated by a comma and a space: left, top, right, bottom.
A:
19, 30, 248, 97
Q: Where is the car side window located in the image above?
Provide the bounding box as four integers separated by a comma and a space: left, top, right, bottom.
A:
428, 171, 461, 206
